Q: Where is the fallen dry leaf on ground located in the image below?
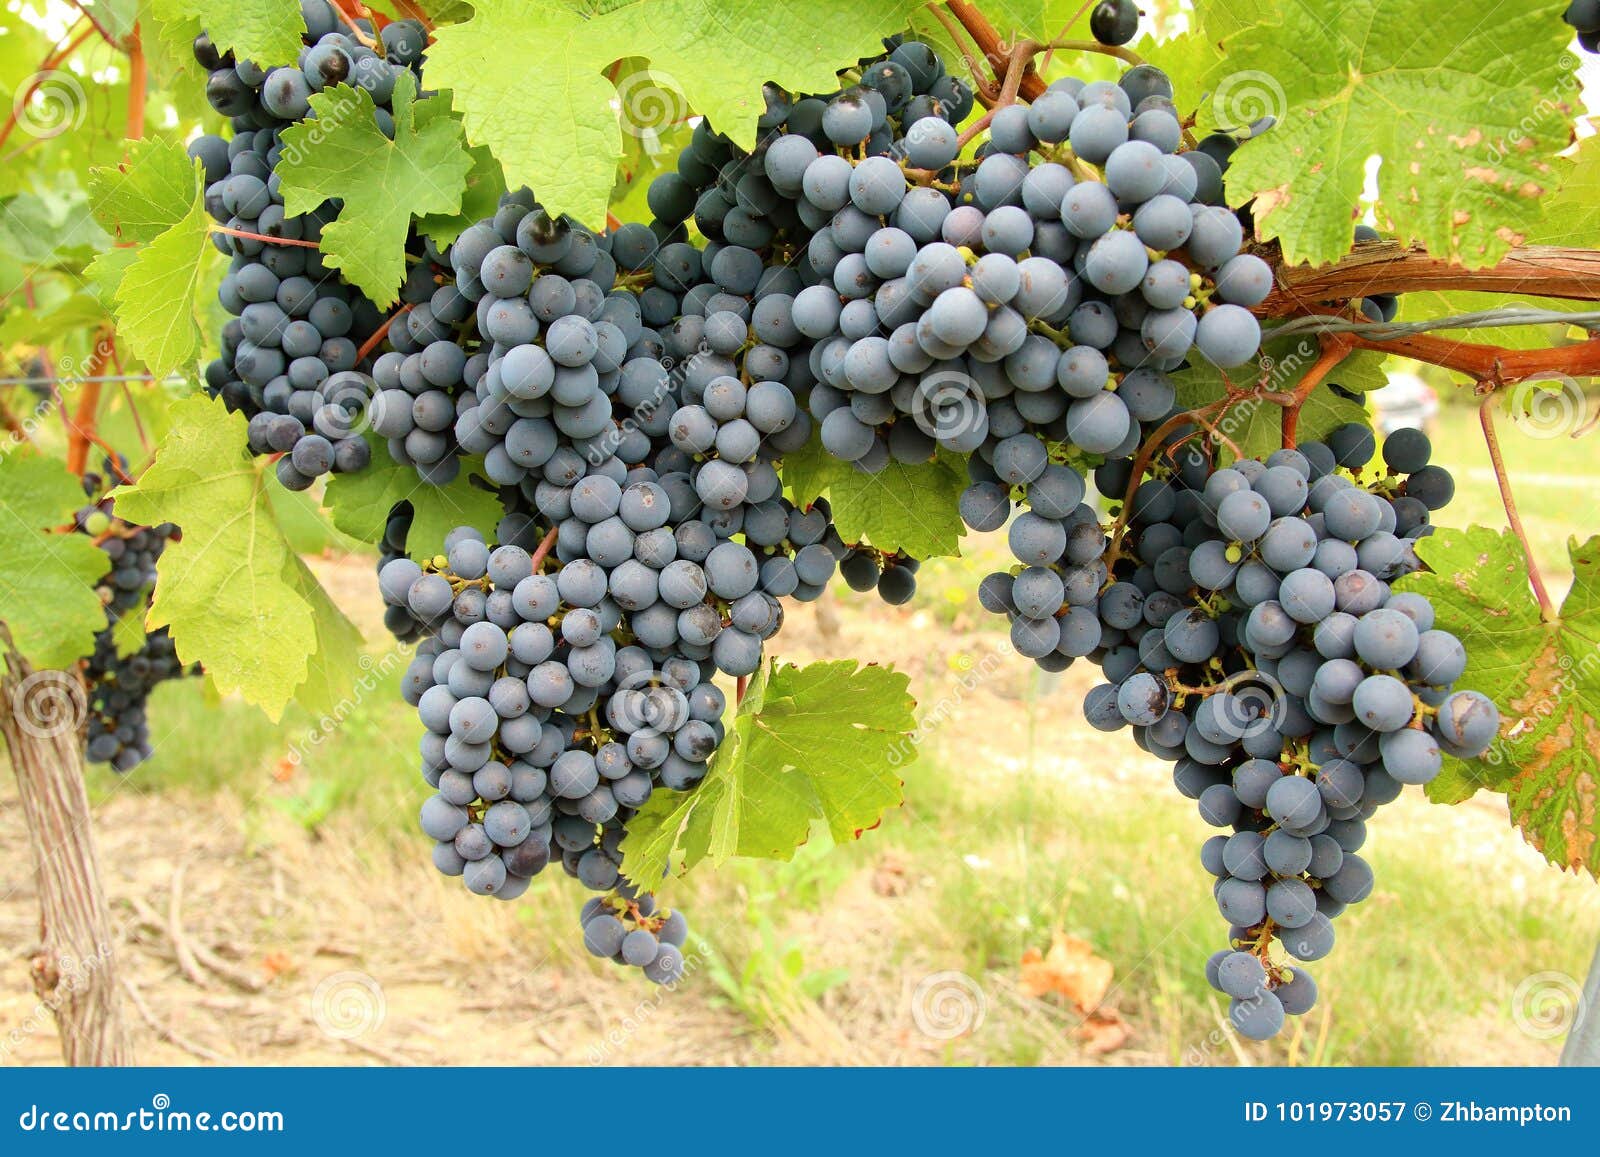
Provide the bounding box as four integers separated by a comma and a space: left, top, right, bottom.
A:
1020, 931, 1131, 1054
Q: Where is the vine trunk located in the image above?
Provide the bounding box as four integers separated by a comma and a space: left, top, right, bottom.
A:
0, 635, 128, 1065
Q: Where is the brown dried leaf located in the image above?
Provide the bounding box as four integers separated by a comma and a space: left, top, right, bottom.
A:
1019, 931, 1114, 1011
1077, 1008, 1132, 1055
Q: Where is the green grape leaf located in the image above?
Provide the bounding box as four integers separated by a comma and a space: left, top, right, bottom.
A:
111, 395, 361, 720
88, 138, 197, 243
322, 442, 503, 558
109, 158, 212, 376
1170, 339, 1385, 463
146, 0, 307, 66
111, 604, 148, 659
426, 1, 622, 227
0, 293, 111, 349
1396, 527, 1600, 878
783, 439, 967, 558
0, 455, 109, 670
1197, 0, 1575, 268
621, 660, 915, 885
414, 139, 508, 249
1533, 133, 1600, 251
84, 246, 139, 310
1396, 135, 1600, 349
606, 0, 921, 150
83, 1, 141, 41
276, 72, 473, 307
430, 0, 925, 225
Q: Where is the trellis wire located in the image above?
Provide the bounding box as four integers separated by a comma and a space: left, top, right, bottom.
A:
0, 374, 186, 387
1265, 306, 1600, 343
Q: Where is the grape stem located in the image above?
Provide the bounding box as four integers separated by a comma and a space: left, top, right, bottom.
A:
1105, 394, 1239, 564
208, 225, 323, 250
944, 0, 1046, 102
1037, 0, 1099, 74
924, 3, 994, 102
124, 24, 146, 140
105, 342, 153, 459
355, 304, 414, 362
330, 1, 381, 50
63, 327, 115, 477
529, 526, 560, 571
63, 0, 126, 47
1033, 38, 1146, 68
1479, 395, 1557, 621
392, 0, 435, 32
1280, 334, 1354, 448
736, 674, 750, 705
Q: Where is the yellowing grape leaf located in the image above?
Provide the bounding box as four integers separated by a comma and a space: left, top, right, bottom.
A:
783, 439, 967, 559
621, 660, 915, 885
276, 72, 473, 307
1195, 0, 1575, 268
1397, 527, 1600, 878
323, 442, 503, 558
0, 455, 109, 670
111, 395, 360, 720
